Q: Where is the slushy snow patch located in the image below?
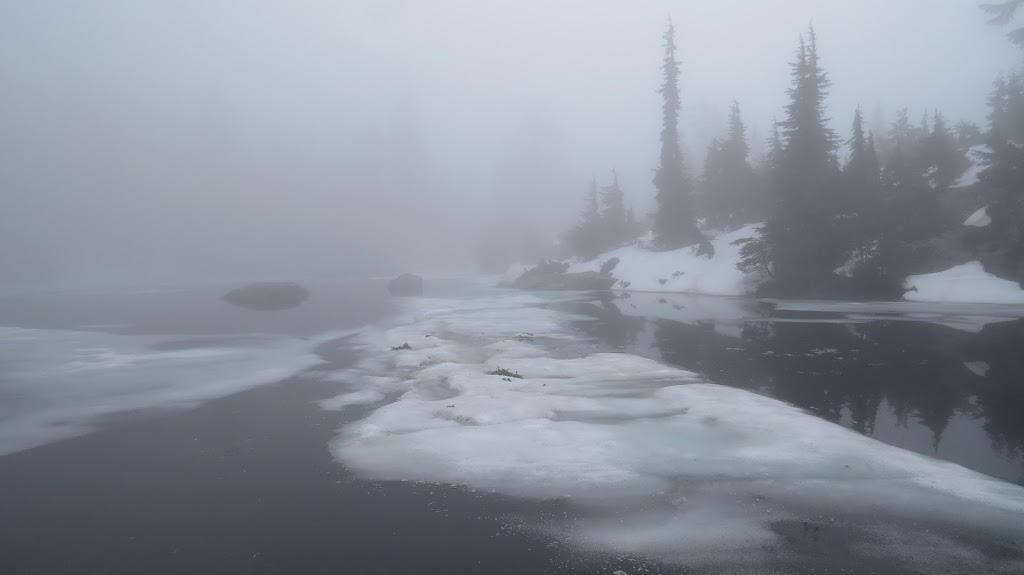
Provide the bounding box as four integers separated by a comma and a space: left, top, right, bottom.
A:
964, 361, 991, 377
963, 206, 991, 228
953, 145, 989, 188
324, 293, 1024, 568
567, 224, 763, 296
904, 261, 1024, 304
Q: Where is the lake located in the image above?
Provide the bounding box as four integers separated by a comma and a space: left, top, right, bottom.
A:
1, 280, 1022, 574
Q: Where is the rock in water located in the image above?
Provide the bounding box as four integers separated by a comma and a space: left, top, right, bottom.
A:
222, 282, 310, 311
388, 274, 423, 297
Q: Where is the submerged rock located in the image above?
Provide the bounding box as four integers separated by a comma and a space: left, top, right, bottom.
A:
388, 274, 424, 297
222, 282, 310, 311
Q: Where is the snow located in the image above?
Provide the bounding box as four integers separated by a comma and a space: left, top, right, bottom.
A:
904, 261, 1024, 305
963, 206, 991, 228
0, 327, 339, 455
324, 293, 1024, 568
567, 224, 763, 296
964, 361, 991, 377
953, 145, 989, 188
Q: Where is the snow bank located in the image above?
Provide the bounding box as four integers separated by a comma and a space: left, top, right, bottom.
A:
0, 327, 337, 455
568, 224, 762, 296
953, 145, 989, 188
904, 261, 1024, 304
963, 206, 991, 227
324, 293, 1024, 568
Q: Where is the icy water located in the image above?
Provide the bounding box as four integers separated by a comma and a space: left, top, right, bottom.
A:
1, 281, 1023, 574
567, 291, 1024, 486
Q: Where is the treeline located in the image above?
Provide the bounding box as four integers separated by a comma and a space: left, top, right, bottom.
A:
563, 13, 1024, 298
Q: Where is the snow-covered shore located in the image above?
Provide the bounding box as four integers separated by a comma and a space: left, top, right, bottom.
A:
507, 222, 1024, 306
904, 261, 1024, 305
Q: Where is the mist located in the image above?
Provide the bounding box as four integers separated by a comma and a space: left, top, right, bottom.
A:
1, 0, 1018, 288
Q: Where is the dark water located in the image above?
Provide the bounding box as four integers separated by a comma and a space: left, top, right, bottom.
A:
2, 282, 1023, 574
564, 291, 1024, 485
0, 280, 607, 575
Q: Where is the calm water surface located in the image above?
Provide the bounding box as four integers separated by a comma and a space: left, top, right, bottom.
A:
565, 291, 1024, 485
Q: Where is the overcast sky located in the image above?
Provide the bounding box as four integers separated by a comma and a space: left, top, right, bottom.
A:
1, 0, 1020, 287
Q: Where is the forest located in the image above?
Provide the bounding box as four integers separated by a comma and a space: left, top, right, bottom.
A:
561, 5, 1024, 300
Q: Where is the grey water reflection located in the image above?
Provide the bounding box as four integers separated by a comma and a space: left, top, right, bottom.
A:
565, 292, 1024, 484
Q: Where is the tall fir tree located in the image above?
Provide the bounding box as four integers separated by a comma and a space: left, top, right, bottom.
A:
701, 101, 759, 226
762, 27, 841, 291
651, 18, 702, 249
725, 100, 751, 162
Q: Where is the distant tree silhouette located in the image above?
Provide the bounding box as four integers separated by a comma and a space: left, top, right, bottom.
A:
565, 171, 644, 259
651, 18, 702, 249
924, 111, 968, 191
565, 177, 604, 259
701, 101, 759, 228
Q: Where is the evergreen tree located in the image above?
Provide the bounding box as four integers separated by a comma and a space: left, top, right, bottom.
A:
982, 0, 1024, 46
925, 111, 967, 190
565, 177, 604, 259
749, 27, 841, 292
651, 18, 702, 249
601, 168, 630, 245
843, 108, 883, 204
955, 120, 985, 148
725, 100, 751, 162
584, 175, 599, 220
565, 171, 644, 260
873, 116, 944, 293
865, 132, 882, 192
890, 108, 915, 149
833, 108, 889, 293
701, 101, 759, 227
883, 108, 930, 181
978, 72, 1024, 281
764, 118, 784, 173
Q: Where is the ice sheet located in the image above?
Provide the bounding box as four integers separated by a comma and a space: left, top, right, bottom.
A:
324, 294, 1024, 568
0, 326, 337, 455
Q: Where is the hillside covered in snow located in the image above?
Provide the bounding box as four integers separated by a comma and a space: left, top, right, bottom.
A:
566, 225, 763, 296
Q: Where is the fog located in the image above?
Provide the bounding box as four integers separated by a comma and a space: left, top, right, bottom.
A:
0, 0, 1018, 288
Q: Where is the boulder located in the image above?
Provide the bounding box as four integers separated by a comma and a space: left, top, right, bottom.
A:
222, 282, 309, 311
388, 274, 424, 297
